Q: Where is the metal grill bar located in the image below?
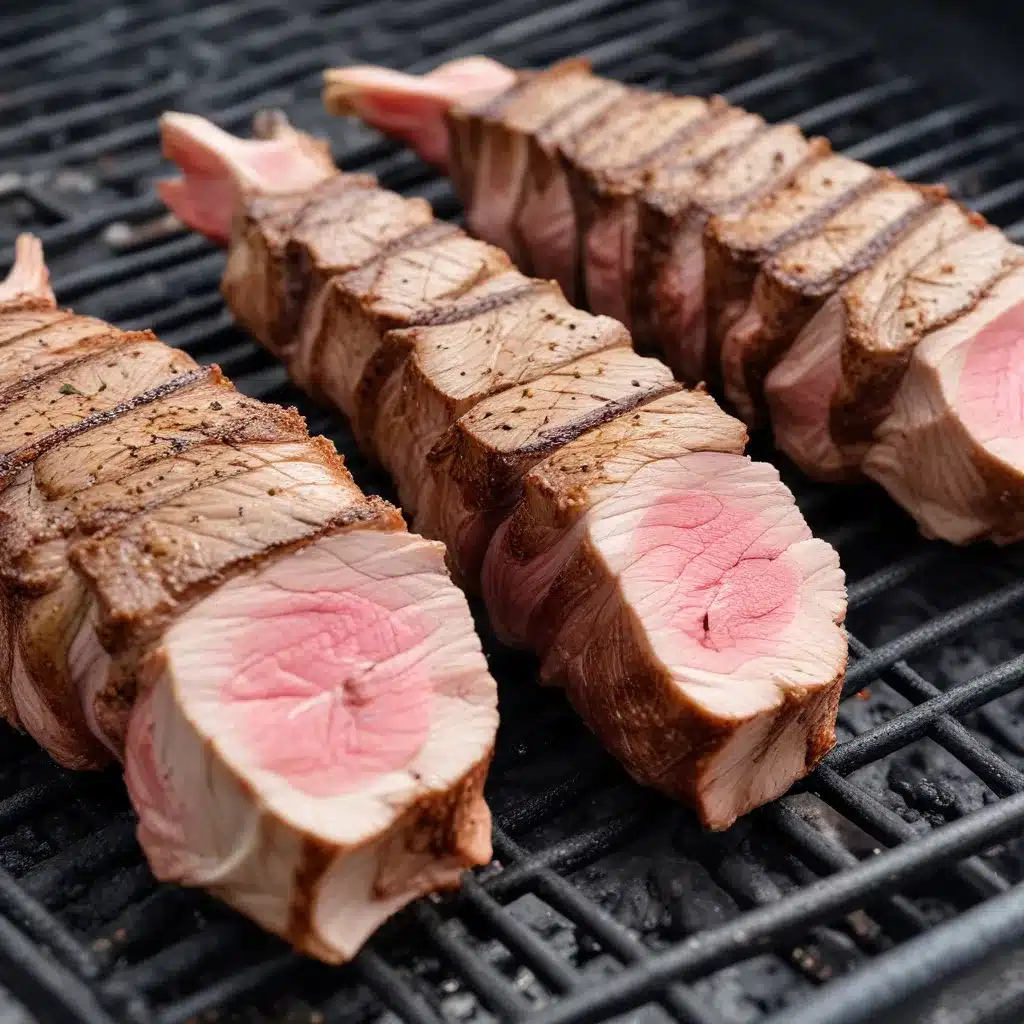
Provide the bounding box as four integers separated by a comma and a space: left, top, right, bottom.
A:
0, 2, 1022, 1023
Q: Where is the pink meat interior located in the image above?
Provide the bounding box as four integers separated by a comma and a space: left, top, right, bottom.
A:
222, 592, 431, 797
632, 488, 800, 673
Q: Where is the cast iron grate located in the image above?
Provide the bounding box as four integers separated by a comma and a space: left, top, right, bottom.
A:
1, 1, 1024, 1022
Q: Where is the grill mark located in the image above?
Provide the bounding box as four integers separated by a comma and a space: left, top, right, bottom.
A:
771, 186, 946, 295
530, 380, 682, 453
0, 367, 211, 485
405, 282, 542, 328
738, 164, 883, 265
304, 223, 508, 395
0, 332, 163, 412
613, 102, 717, 176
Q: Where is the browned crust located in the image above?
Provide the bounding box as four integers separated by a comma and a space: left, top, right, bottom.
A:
0, 365, 208, 486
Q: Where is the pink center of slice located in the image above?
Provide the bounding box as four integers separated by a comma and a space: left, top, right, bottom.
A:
957, 300, 1024, 443
223, 592, 431, 797
633, 491, 801, 673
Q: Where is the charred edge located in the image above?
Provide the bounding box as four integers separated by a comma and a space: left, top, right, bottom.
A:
769, 185, 948, 295
0, 332, 160, 412
0, 367, 211, 485
0, 297, 59, 317
405, 282, 544, 328
531, 380, 683, 453
287, 836, 335, 950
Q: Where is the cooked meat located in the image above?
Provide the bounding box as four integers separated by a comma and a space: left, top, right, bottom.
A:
371, 274, 629, 533
0, 233, 498, 961
427, 346, 677, 582
128, 525, 495, 964
562, 90, 712, 324
861, 265, 1024, 543
765, 203, 1020, 479
322, 56, 1024, 547
481, 389, 845, 827
637, 121, 813, 379
161, 111, 847, 830
718, 176, 943, 425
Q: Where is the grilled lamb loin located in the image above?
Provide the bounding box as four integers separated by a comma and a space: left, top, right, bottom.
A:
160, 111, 846, 830
0, 235, 498, 962
324, 57, 1024, 545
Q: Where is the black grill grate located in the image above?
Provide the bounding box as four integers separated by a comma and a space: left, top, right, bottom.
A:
2, 2, 1024, 1023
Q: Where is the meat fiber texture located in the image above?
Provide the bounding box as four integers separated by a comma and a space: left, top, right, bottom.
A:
160, 110, 847, 830
319, 56, 1024, 547
0, 233, 497, 963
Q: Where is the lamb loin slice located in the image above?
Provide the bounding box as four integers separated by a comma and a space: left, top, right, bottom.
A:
444, 58, 602, 262
563, 91, 713, 325
368, 275, 630, 524
638, 123, 814, 381
766, 203, 1020, 480
720, 177, 943, 425
0, 236, 499, 963
127, 525, 495, 962
703, 152, 877, 387
481, 388, 846, 828
424, 347, 677, 584
297, 223, 510, 428
513, 77, 628, 293
861, 264, 1024, 544
225, 177, 432, 359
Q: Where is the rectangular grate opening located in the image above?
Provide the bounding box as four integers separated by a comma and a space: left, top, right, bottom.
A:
0, 2, 1023, 1023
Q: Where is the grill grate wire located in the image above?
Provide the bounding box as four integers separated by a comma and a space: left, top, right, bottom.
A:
1, 1, 1024, 1022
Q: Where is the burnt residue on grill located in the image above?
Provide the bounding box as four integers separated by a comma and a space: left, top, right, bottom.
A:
1, 2, 1024, 1024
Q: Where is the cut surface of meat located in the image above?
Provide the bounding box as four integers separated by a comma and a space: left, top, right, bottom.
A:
481, 390, 845, 829
126, 526, 495, 962
0, 232, 499, 964
862, 266, 1024, 544
161, 111, 847, 834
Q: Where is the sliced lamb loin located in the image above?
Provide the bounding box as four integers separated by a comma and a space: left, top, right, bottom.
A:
634, 120, 812, 380
0, 235, 498, 961
702, 153, 879, 393
369, 275, 629, 534
161, 112, 847, 829
481, 388, 845, 828
765, 202, 1020, 481
127, 524, 494, 963
719, 175, 944, 425
861, 264, 1024, 544
560, 89, 713, 324
426, 346, 677, 583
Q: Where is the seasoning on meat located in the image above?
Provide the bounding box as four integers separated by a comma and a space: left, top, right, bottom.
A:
322, 56, 1024, 546
0, 232, 498, 963
160, 110, 847, 830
